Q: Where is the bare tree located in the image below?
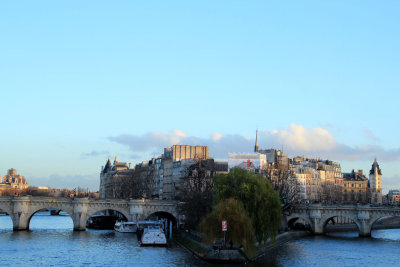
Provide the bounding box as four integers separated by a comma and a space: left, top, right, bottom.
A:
111, 170, 152, 199
264, 165, 301, 212
178, 159, 214, 229
321, 182, 343, 204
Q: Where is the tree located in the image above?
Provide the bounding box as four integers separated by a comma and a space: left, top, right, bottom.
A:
264, 165, 301, 212
321, 182, 342, 204
178, 159, 214, 229
200, 198, 255, 254
213, 167, 282, 244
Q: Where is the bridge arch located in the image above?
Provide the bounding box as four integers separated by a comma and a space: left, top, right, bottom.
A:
86, 207, 130, 221
25, 207, 74, 230
368, 213, 400, 230
146, 210, 177, 224
82, 207, 130, 230
0, 205, 13, 217
320, 212, 361, 234
286, 214, 312, 230
0, 206, 14, 230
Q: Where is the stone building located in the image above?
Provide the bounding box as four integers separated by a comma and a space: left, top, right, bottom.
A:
165, 145, 209, 161
259, 149, 289, 169
99, 157, 134, 198
0, 168, 29, 190
100, 145, 227, 200
387, 190, 400, 205
342, 170, 369, 204
369, 159, 383, 204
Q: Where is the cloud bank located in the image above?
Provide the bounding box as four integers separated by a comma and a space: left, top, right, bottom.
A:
108, 124, 400, 161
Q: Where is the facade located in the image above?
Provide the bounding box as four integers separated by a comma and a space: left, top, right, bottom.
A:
100, 145, 227, 200
342, 170, 369, 203
387, 190, 400, 205
228, 152, 266, 173
259, 149, 289, 169
99, 157, 134, 198
293, 171, 307, 201
164, 145, 209, 161
0, 168, 29, 190
369, 159, 383, 204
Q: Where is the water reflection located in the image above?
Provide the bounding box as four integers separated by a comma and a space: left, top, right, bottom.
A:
253, 229, 400, 267
0, 214, 205, 267
1, 214, 400, 267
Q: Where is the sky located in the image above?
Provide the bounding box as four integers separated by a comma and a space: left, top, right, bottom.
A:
0, 1, 399, 192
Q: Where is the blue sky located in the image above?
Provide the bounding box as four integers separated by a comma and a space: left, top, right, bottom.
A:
0, 1, 399, 192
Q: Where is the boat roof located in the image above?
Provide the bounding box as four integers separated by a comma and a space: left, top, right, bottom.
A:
136, 220, 163, 225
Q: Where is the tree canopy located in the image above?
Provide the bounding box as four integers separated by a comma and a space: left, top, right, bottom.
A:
213, 167, 282, 244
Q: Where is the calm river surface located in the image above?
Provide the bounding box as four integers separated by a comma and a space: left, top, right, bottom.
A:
0, 212, 399, 266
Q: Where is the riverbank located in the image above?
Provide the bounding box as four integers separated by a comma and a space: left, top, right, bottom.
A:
174, 230, 310, 264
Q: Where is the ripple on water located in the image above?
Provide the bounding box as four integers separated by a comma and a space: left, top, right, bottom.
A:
1, 216, 400, 266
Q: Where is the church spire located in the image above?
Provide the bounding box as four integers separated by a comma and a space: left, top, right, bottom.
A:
114, 155, 118, 164
254, 129, 259, 152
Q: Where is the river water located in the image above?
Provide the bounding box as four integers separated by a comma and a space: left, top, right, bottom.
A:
0, 212, 399, 266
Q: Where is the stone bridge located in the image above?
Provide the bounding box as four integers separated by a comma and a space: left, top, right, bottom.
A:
0, 196, 180, 231
287, 204, 400, 237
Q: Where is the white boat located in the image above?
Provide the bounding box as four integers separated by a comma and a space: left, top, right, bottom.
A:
136, 220, 164, 231
140, 226, 167, 247
114, 221, 138, 233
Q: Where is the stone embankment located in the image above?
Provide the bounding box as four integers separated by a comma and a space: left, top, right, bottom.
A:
174, 230, 309, 264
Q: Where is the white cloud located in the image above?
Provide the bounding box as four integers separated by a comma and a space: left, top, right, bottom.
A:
266, 124, 336, 152
108, 124, 400, 162
211, 133, 224, 142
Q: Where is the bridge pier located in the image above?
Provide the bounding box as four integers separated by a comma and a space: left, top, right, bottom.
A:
72, 212, 88, 231
72, 198, 90, 231
12, 212, 30, 231
358, 211, 371, 237
12, 196, 31, 230
309, 210, 324, 235
358, 220, 371, 237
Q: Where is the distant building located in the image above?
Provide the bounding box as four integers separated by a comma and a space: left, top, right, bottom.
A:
100, 157, 134, 198
387, 190, 400, 205
100, 145, 225, 200
164, 145, 209, 161
343, 170, 369, 203
0, 168, 29, 190
228, 152, 266, 173
369, 159, 383, 204
259, 149, 289, 169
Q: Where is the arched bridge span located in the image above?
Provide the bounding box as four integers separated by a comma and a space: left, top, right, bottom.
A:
288, 204, 400, 237
0, 196, 180, 231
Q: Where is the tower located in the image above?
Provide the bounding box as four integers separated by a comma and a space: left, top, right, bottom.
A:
369, 158, 382, 204
254, 129, 259, 152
